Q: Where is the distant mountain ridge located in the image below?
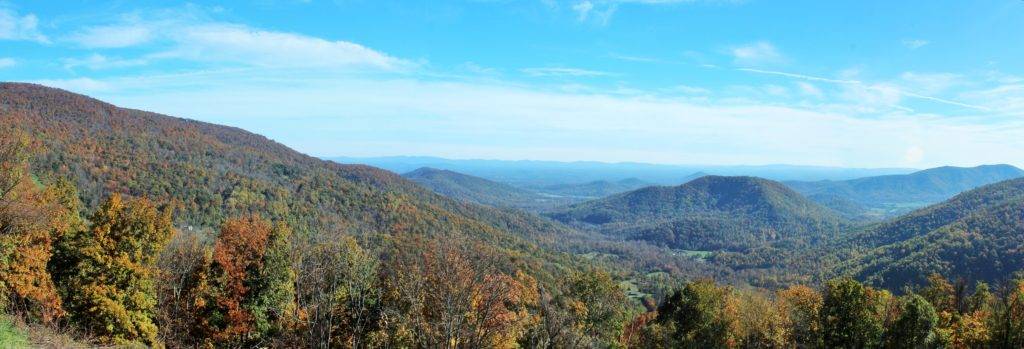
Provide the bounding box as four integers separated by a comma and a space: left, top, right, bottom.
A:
402, 167, 571, 210
786, 164, 1024, 219
548, 175, 846, 252
330, 156, 916, 186
537, 177, 655, 199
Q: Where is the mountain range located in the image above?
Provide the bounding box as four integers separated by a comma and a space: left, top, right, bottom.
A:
6, 81, 1024, 294
402, 167, 573, 210
330, 155, 916, 186
786, 165, 1024, 219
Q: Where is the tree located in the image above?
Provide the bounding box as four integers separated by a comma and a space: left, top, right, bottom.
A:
989, 279, 1024, 349
0, 134, 76, 323
885, 294, 938, 348
379, 233, 539, 348
820, 278, 883, 348
654, 280, 733, 349
200, 214, 295, 346
155, 230, 213, 347
294, 234, 381, 348
54, 194, 174, 345
561, 269, 629, 348
777, 285, 822, 348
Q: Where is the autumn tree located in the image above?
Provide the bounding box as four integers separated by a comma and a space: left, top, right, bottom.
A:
379, 233, 538, 348
293, 234, 381, 348
53, 194, 174, 345
199, 214, 296, 347
0, 132, 75, 323
155, 230, 213, 347
777, 284, 822, 348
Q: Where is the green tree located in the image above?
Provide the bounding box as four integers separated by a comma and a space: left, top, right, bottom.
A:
54, 194, 174, 345
989, 280, 1024, 349
886, 294, 938, 348
654, 280, 732, 349
820, 278, 883, 349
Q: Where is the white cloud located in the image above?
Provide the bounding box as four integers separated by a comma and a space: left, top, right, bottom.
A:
155, 23, 409, 70
903, 39, 929, 49
730, 41, 783, 66
521, 67, 613, 77
69, 24, 154, 48
63, 12, 409, 71
0, 57, 14, 68
62, 54, 148, 70
32, 69, 1024, 168
0, 7, 47, 42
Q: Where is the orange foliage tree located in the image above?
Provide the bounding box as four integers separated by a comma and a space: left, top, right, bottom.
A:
199, 214, 295, 346
0, 132, 73, 323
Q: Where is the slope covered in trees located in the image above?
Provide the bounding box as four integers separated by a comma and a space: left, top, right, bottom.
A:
832, 177, 1024, 290
402, 167, 571, 210
0, 82, 604, 287
787, 165, 1024, 219
548, 175, 847, 252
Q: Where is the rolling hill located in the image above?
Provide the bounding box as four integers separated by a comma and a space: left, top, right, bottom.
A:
787, 165, 1024, 219
402, 167, 571, 210
832, 177, 1024, 289
548, 176, 847, 252
538, 177, 661, 199
0, 82, 588, 286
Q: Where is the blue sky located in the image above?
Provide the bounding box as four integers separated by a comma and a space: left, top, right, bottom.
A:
2, 0, 1023, 168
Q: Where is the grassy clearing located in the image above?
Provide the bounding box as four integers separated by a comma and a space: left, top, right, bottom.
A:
0, 316, 29, 348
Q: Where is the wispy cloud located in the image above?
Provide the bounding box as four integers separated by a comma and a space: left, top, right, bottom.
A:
0, 57, 14, 68
730, 41, 784, 66
737, 67, 990, 111
64, 10, 411, 71
521, 67, 613, 77
0, 7, 47, 42
902, 39, 929, 49
62, 54, 148, 70
69, 24, 154, 48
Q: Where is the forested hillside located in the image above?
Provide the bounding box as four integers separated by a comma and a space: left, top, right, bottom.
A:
787, 165, 1024, 219
0, 83, 643, 347
832, 177, 1024, 290
549, 176, 846, 252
